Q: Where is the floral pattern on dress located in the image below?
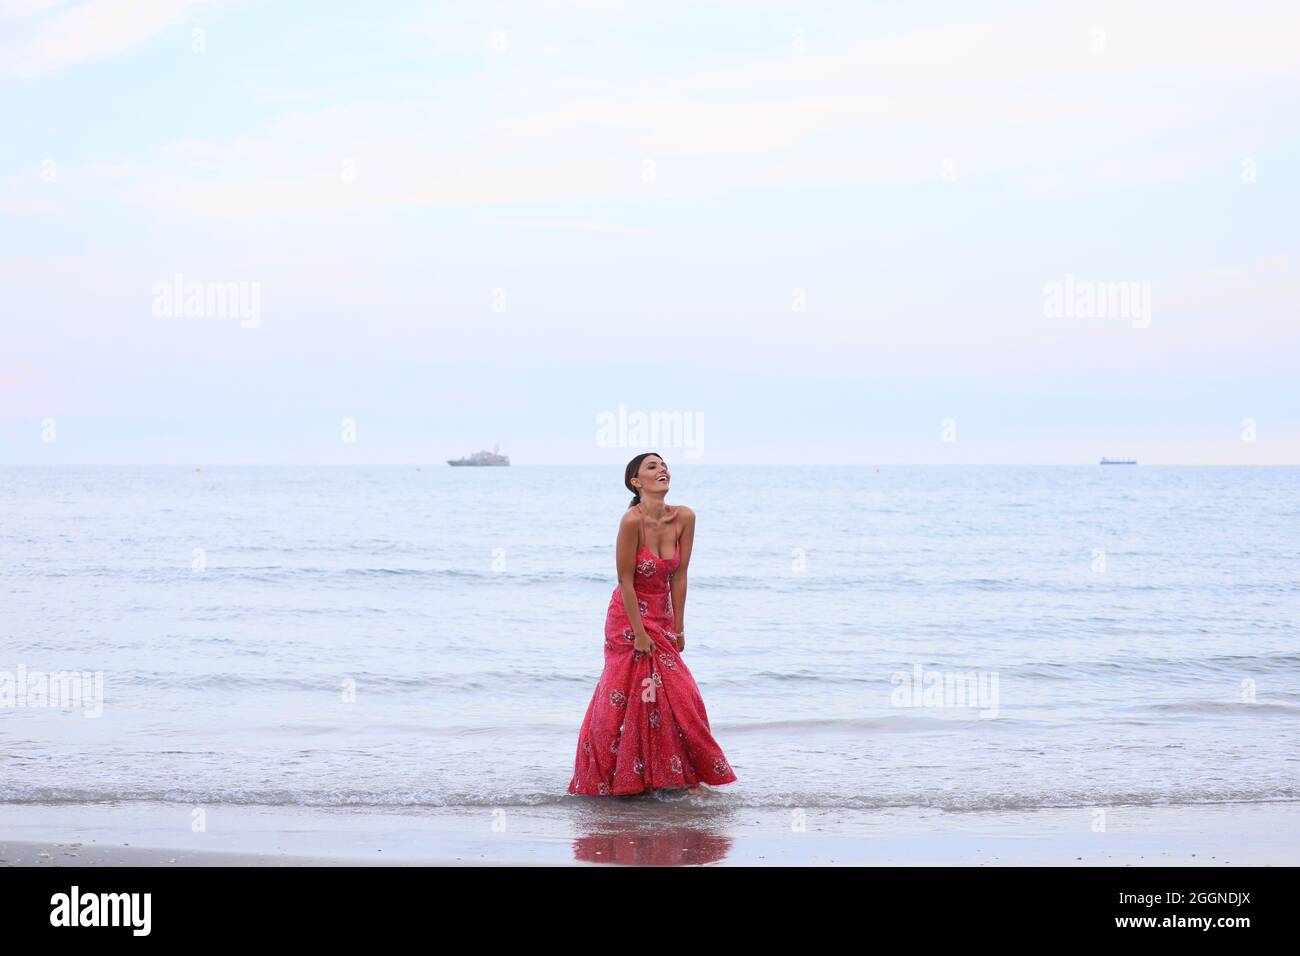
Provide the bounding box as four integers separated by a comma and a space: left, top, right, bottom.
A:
569, 518, 738, 798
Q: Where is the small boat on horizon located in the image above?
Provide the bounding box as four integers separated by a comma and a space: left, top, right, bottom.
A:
1099, 457, 1137, 465
448, 444, 510, 466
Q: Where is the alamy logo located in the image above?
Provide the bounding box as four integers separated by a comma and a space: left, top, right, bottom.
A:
0, 666, 103, 717
890, 663, 999, 718
50, 886, 151, 936
595, 404, 704, 458
1042, 274, 1151, 328
152, 273, 261, 328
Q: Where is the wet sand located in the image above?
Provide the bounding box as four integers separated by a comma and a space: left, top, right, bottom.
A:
3, 799, 1297, 866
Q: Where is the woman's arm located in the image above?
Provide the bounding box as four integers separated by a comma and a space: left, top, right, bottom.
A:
671, 506, 695, 649
615, 510, 655, 654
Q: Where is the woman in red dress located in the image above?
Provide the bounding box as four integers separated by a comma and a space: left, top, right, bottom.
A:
568, 452, 738, 796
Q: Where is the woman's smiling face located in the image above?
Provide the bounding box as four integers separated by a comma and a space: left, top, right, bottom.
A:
636, 455, 670, 494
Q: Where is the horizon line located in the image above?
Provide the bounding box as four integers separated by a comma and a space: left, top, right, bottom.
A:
3, 462, 1297, 468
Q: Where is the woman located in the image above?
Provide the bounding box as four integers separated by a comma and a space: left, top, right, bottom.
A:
568, 452, 738, 796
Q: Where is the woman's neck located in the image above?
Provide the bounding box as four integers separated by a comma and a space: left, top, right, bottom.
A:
639, 495, 669, 520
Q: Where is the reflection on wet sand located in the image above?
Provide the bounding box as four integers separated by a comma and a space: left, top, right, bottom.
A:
570, 792, 738, 866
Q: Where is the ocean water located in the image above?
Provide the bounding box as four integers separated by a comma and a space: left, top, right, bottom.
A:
2, 465, 1298, 815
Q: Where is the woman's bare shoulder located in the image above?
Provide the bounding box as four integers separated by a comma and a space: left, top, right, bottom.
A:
673, 504, 696, 522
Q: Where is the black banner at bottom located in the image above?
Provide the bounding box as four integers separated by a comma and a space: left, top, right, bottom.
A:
0, 865, 1291, 941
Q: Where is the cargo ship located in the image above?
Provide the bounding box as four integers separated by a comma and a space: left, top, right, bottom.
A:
448, 444, 510, 466
1099, 457, 1137, 465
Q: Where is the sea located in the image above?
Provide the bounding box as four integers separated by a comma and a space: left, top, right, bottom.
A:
3, 465, 1298, 818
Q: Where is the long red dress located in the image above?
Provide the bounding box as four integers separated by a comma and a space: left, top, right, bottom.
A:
568, 508, 738, 796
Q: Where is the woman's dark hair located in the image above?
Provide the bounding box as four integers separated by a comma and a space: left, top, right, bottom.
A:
624, 452, 665, 507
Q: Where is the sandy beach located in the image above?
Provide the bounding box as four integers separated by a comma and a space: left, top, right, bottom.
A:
3, 799, 1297, 867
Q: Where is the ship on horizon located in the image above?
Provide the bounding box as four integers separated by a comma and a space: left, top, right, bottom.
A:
1099, 456, 1137, 465
448, 444, 510, 466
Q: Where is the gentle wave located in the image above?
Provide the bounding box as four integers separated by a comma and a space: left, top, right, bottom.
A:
110, 671, 592, 692
6, 564, 1299, 595
1140, 700, 1300, 716
11, 661, 1297, 696
2, 785, 1297, 813
1009, 652, 1300, 679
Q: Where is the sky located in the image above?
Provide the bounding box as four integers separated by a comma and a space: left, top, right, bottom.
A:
1, 0, 1297, 464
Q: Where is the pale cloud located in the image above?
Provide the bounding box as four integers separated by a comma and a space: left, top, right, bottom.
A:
0, 0, 231, 78
54, 0, 1292, 219
0, 0, 66, 18
483, 217, 656, 236
1159, 253, 1300, 315
1182, 254, 1295, 284
0, 174, 58, 213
